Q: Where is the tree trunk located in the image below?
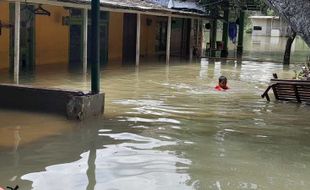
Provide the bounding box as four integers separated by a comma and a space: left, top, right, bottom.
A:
283, 32, 296, 65
263, 0, 310, 48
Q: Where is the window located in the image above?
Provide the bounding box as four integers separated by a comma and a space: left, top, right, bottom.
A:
253, 26, 262, 30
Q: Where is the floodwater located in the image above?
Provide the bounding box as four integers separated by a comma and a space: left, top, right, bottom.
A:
242, 34, 310, 63
205, 33, 310, 63
0, 58, 310, 190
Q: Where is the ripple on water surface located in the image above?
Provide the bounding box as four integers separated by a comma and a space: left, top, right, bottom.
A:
1, 60, 310, 190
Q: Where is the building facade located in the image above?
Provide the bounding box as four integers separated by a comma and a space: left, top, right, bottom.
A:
249, 16, 289, 37
0, 0, 206, 73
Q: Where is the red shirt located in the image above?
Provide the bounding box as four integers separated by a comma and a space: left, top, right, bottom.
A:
215, 85, 229, 91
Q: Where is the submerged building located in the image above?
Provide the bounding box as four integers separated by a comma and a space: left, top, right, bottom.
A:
0, 0, 206, 72
249, 16, 289, 37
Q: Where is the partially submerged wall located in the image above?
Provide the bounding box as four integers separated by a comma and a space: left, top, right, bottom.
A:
108, 12, 123, 63
0, 1, 9, 69
0, 84, 104, 120
36, 5, 69, 65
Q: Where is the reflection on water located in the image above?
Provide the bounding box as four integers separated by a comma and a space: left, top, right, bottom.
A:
205, 33, 310, 63
242, 35, 310, 63
0, 59, 310, 190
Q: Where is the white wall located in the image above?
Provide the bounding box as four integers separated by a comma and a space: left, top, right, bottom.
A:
251, 18, 270, 36
251, 18, 289, 37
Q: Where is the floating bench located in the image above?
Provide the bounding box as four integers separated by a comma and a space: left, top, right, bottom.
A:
261, 79, 310, 104
0, 84, 104, 120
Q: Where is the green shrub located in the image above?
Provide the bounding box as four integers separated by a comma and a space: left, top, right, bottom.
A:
245, 27, 253, 34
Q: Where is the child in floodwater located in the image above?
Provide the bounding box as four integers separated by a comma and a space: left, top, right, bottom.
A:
215, 76, 229, 91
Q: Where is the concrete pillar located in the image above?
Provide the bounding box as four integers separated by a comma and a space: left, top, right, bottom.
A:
166, 16, 172, 63
14, 1, 21, 82
189, 18, 194, 61
237, 10, 245, 58
136, 13, 141, 66
221, 9, 229, 57
91, 0, 100, 94
83, 8, 88, 73
200, 20, 204, 57
280, 17, 283, 36
271, 17, 274, 33
196, 19, 200, 51
210, 19, 217, 57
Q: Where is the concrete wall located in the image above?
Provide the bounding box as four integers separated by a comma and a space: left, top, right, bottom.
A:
108, 14, 171, 62
0, 3, 195, 70
0, 84, 104, 120
251, 18, 270, 36
108, 12, 123, 63
140, 15, 157, 57
0, 1, 9, 69
0, 3, 69, 69
266, 19, 272, 36
36, 5, 69, 65
271, 19, 289, 37
251, 17, 290, 37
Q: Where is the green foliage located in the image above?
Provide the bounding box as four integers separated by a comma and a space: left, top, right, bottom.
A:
293, 60, 310, 80
266, 8, 276, 16
199, 0, 268, 13
245, 27, 253, 33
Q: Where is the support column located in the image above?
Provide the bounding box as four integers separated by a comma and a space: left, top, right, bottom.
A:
14, 1, 21, 82
83, 8, 88, 73
210, 19, 217, 57
91, 0, 100, 94
196, 19, 200, 52
237, 10, 245, 58
200, 20, 204, 57
280, 17, 283, 35
189, 18, 194, 62
136, 13, 141, 66
166, 16, 172, 63
221, 9, 229, 57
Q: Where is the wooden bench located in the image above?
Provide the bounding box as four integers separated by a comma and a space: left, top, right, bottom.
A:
261, 79, 310, 104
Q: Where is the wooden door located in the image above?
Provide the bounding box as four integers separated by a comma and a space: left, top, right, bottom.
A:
68, 9, 109, 70
122, 13, 137, 64
180, 18, 190, 59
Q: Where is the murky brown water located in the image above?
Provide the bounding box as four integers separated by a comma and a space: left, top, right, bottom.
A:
0, 58, 310, 190
204, 33, 310, 63
242, 35, 310, 63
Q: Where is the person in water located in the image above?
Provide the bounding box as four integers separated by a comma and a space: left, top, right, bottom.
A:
215, 76, 229, 91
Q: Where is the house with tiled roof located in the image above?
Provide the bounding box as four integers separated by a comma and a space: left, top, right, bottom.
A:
0, 0, 207, 71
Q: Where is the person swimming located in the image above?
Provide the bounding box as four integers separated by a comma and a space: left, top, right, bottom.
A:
215, 76, 229, 91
